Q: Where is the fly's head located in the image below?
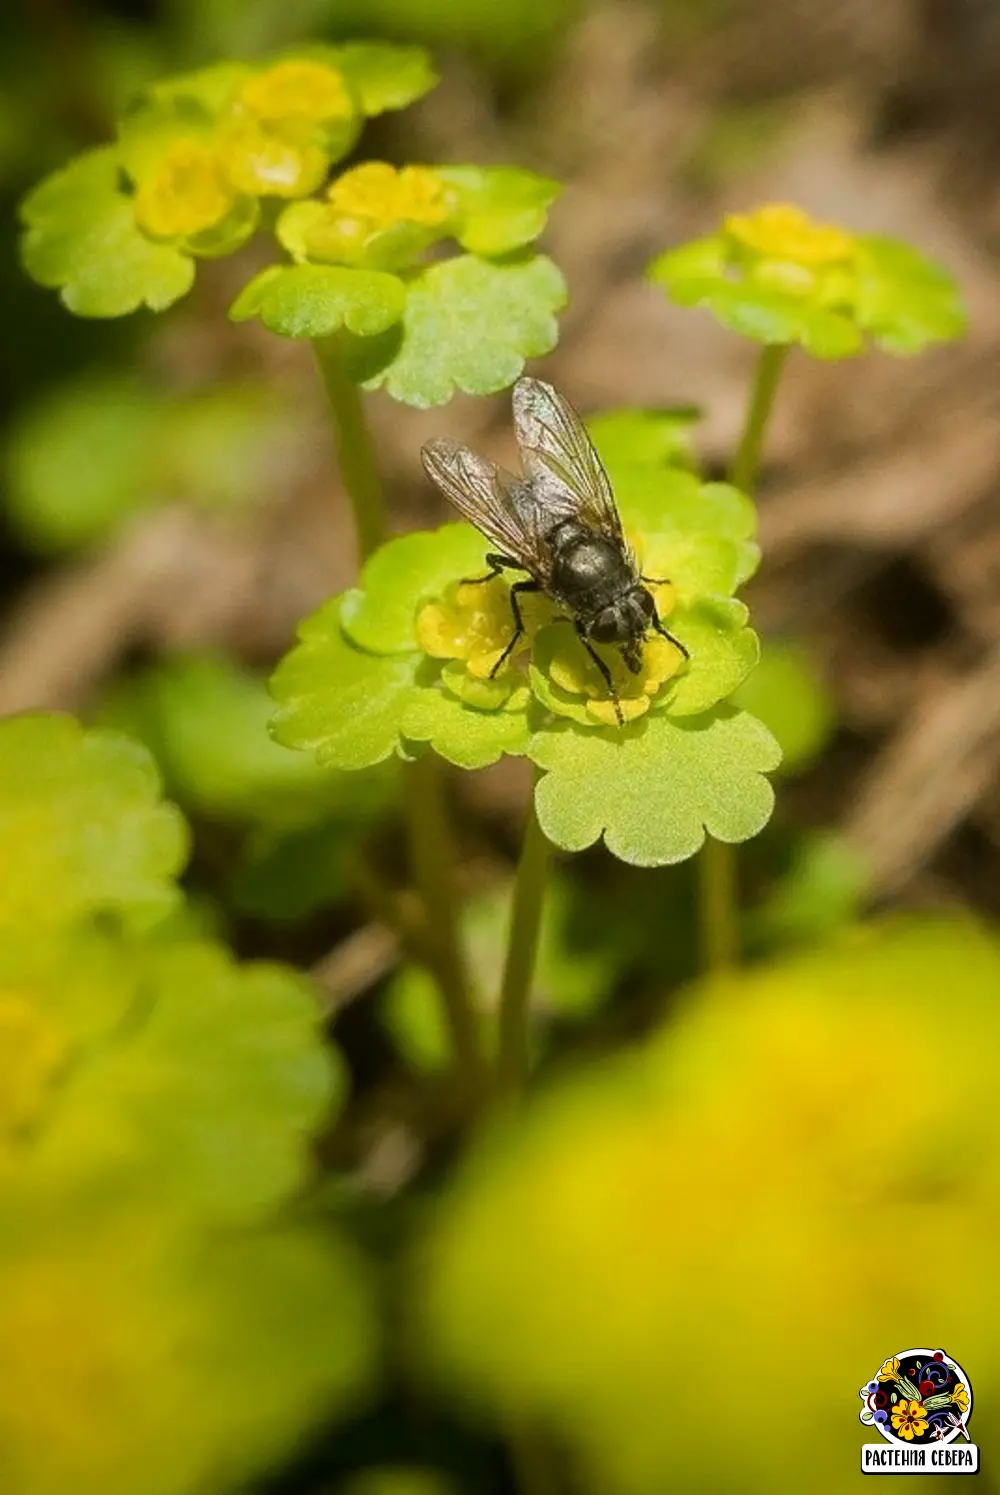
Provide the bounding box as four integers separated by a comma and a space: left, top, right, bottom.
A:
589, 587, 657, 674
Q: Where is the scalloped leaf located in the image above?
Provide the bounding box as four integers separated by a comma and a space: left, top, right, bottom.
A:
614, 471, 759, 595
230, 262, 406, 339
586, 406, 701, 473
529, 708, 781, 865
270, 597, 420, 770
434, 166, 560, 256
401, 683, 532, 769
363, 253, 567, 408
19, 147, 194, 317
325, 42, 438, 114
341, 524, 489, 654
662, 597, 759, 716
855, 234, 967, 354
0, 714, 188, 934
13, 934, 341, 1223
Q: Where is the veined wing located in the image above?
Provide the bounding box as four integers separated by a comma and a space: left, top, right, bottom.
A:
512, 377, 625, 544
420, 437, 550, 578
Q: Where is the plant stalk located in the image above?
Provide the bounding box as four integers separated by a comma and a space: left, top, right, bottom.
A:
496, 775, 552, 1097
729, 341, 788, 496
313, 333, 388, 563
697, 341, 789, 976
404, 753, 482, 1081
698, 834, 739, 975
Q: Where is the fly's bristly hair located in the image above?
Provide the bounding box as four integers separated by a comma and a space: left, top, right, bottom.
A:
421, 377, 689, 726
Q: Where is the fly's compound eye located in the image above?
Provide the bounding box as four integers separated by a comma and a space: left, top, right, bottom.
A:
590, 607, 625, 644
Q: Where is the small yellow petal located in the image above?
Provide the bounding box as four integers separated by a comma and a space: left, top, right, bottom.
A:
328, 161, 449, 230
725, 203, 855, 267
587, 696, 649, 726
240, 60, 353, 124
221, 118, 328, 197
134, 139, 235, 238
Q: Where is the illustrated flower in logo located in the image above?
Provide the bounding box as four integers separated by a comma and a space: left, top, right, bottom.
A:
891, 1400, 928, 1441
860, 1348, 975, 1453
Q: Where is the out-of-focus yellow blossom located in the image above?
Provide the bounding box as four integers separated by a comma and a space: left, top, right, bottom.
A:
134, 139, 237, 239
725, 203, 855, 267
0, 994, 66, 1140
891, 1400, 928, 1440
239, 60, 354, 125
328, 161, 450, 230
417, 576, 552, 682
221, 118, 329, 199
420, 919, 1000, 1495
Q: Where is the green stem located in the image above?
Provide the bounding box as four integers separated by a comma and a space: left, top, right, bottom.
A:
729, 342, 788, 495
496, 776, 553, 1097
699, 343, 789, 977
313, 333, 388, 562
699, 835, 738, 975
404, 754, 482, 1081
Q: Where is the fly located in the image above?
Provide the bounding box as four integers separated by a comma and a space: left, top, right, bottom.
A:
420, 376, 689, 726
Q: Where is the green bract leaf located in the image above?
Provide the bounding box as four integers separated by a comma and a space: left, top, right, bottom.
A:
270, 597, 421, 770
732, 639, 835, 774
0, 714, 188, 934
363, 253, 567, 407
8, 932, 341, 1224
659, 597, 759, 716
322, 42, 438, 114
401, 684, 533, 769
434, 166, 560, 255
19, 147, 194, 317
529, 708, 781, 865
612, 471, 759, 594
341, 525, 489, 654
649, 206, 965, 359
230, 262, 406, 339
586, 406, 701, 473
855, 234, 968, 354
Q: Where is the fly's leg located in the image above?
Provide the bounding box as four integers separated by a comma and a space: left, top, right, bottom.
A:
461, 552, 522, 586
574, 620, 624, 727
650, 615, 690, 660
640, 574, 690, 660
489, 579, 542, 678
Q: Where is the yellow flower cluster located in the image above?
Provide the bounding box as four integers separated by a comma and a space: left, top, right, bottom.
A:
415, 568, 684, 726
278, 161, 452, 267
132, 60, 356, 242
723, 202, 858, 305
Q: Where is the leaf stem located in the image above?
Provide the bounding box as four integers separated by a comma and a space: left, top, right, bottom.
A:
700, 342, 789, 976
698, 834, 739, 975
729, 341, 788, 495
496, 774, 552, 1097
313, 333, 388, 563
404, 753, 483, 1082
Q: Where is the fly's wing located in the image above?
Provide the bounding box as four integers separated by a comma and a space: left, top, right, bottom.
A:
512, 377, 625, 545
420, 438, 551, 579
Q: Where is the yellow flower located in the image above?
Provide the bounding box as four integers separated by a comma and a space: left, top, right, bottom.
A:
877, 1356, 900, 1383
952, 1382, 970, 1415
221, 118, 329, 199
239, 60, 353, 125
725, 203, 855, 267
551, 625, 684, 727
0, 993, 67, 1142
417, 576, 550, 680
890, 1400, 928, 1441
328, 161, 450, 231
134, 139, 236, 239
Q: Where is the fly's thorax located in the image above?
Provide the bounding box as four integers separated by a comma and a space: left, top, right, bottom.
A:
547, 522, 636, 608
